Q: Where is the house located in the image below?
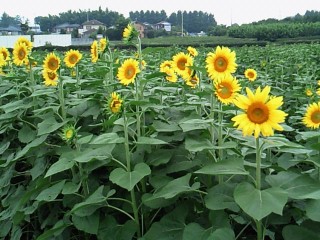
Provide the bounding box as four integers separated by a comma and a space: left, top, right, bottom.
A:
133, 21, 146, 38
154, 21, 171, 32
78, 20, 106, 38
53, 23, 80, 34
0, 25, 22, 35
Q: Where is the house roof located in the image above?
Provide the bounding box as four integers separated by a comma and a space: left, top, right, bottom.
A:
155, 21, 171, 25
54, 23, 80, 29
82, 20, 105, 26
0, 25, 22, 32
81, 29, 98, 35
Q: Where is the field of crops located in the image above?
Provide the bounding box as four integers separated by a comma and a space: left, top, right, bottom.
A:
0, 26, 320, 240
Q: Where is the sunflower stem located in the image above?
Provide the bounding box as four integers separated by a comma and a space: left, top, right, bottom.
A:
123, 109, 141, 238
58, 75, 66, 120
75, 65, 80, 99
218, 102, 224, 183
255, 137, 263, 240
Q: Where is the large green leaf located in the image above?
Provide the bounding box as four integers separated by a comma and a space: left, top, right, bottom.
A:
185, 137, 214, 152
179, 119, 213, 132
35, 220, 68, 240
72, 211, 100, 235
182, 223, 205, 240
144, 173, 199, 200
36, 180, 66, 202
143, 205, 188, 240
207, 228, 235, 240
152, 120, 181, 132
135, 136, 168, 145
109, 163, 151, 191
234, 182, 288, 221
195, 158, 248, 175
205, 183, 239, 211
37, 116, 66, 136
305, 199, 320, 221
282, 225, 320, 240
266, 171, 320, 199
18, 125, 36, 143
74, 145, 115, 163
90, 132, 125, 144
45, 152, 76, 177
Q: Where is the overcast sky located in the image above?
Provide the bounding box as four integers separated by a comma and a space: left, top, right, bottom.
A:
2, 0, 320, 26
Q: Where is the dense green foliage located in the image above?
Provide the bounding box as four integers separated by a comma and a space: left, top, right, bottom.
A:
1, 39, 320, 239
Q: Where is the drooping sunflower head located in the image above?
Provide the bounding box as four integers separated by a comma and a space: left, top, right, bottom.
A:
244, 68, 257, 82
42, 69, 59, 86
186, 75, 199, 88
206, 46, 237, 81
43, 52, 61, 72
13, 42, 29, 66
122, 23, 138, 42
60, 125, 77, 143
0, 47, 10, 62
231, 86, 287, 138
187, 46, 198, 57
305, 88, 313, 97
164, 67, 178, 83
108, 92, 123, 114
214, 75, 241, 104
15, 37, 33, 50
99, 38, 108, 53
0, 54, 5, 68
64, 49, 82, 68
117, 58, 141, 86
90, 40, 99, 63
172, 52, 193, 76
303, 102, 320, 129
160, 60, 173, 72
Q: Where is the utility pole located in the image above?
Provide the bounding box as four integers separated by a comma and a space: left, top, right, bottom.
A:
181, 11, 184, 37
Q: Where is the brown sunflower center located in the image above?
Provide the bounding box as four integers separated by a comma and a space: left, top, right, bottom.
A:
18, 49, 26, 60
247, 71, 255, 78
112, 100, 120, 108
214, 57, 228, 72
48, 72, 57, 80
125, 66, 136, 79
69, 55, 78, 64
218, 83, 232, 99
2, 52, 7, 59
247, 102, 269, 124
177, 58, 187, 70
49, 59, 58, 70
311, 111, 320, 124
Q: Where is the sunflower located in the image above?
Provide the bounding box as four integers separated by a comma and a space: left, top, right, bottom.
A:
303, 102, 320, 129
172, 52, 193, 76
42, 69, 59, 86
206, 46, 237, 81
99, 38, 108, 53
231, 86, 287, 138
64, 49, 82, 68
43, 52, 60, 72
91, 40, 99, 63
186, 75, 199, 88
160, 60, 173, 72
187, 46, 198, 57
0, 54, 5, 68
117, 58, 140, 85
317, 80, 320, 86
0, 47, 10, 62
317, 88, 320, 96
13, 42, 29, 66
123, 23, 138, 42
214, 76, 241, 104
108, 92, 123, 114
244, 68, 257, 81
60, 125, 76, 143
15, 37, 33, 50
305, 88, 313, 97
163, 67, 178, 83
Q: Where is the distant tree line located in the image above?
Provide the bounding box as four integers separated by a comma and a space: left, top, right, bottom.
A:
130, 10, 216, 33
210, 10, 320, 41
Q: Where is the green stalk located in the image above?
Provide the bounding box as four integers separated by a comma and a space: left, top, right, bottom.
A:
218, 102, 224, 183
58, 76, 66, 120
124, 111, 141, 238
75, 65, 80, 99
255, 137, 263, 240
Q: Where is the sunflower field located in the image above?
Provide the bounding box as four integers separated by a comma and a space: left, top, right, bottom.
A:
0, 24, 320, 240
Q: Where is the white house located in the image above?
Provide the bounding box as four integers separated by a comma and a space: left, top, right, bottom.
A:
154, 21, 171, 32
